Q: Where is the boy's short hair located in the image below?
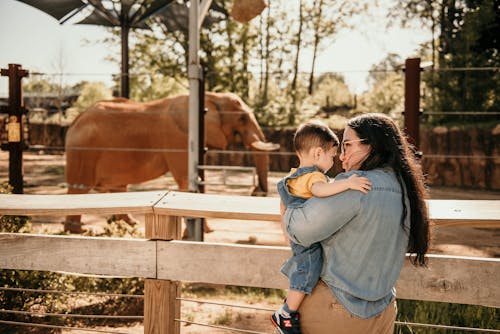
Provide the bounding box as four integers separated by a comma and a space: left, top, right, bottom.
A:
293, 120, 339, 153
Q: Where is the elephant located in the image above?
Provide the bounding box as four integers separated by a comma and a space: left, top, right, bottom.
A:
63, 92, 279, 233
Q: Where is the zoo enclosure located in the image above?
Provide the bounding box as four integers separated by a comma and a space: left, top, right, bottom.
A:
3, 59, 499, 196
0, 191, 499, 334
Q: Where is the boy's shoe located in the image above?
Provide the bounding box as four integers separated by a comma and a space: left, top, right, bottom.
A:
270, 310, 301, 334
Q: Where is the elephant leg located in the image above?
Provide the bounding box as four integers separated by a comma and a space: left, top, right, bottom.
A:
100, 185, 139, 227
64, 185, 91, 234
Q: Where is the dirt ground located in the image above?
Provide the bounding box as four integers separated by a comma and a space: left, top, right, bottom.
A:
1, 151, 499, 333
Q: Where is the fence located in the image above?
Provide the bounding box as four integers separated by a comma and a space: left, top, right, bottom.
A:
1, 191, 499, 333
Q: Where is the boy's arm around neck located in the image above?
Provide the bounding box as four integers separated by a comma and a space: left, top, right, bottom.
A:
311, 174, 371, 197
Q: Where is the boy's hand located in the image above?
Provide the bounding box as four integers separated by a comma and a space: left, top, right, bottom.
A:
347, 174, 371, 194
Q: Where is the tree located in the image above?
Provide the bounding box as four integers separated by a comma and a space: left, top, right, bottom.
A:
99, 0, 371, 127
390, 0, 500, 124
306, 0, 365, 95
72, 82, 113, 112
367, 53, 404, 87
310, 73, 353, 111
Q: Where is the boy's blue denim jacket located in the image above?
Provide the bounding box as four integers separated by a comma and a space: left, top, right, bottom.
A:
277, 166, 326, 294
284, 167, 410, 319
277, 166, 326, 208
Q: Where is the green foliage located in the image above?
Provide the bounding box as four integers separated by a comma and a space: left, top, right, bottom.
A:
103, 216, 144, 238
131, 75, 187, 102
310, 73, 354, 111
72, 81, 113, 112
392, 0, 500, 125
357, 72, 405, 118
23, 76, 60, 95
213, 309, 233, 325
396, 299, 499, 333
0, 182, 31, 233
182, 283, 286, 304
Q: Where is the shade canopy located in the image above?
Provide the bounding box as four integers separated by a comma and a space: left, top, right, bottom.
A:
17, 0, 176, 97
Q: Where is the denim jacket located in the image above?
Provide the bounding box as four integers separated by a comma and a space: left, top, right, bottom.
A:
284, 167, 410, 319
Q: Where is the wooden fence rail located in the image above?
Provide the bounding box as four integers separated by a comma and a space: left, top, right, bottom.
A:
1, 191, 499, 334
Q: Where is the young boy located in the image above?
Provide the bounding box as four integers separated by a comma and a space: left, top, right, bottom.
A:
271, 120, 371, 334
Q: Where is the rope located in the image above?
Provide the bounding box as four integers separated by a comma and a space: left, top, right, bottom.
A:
396, 321, 500, 333
178, 297, 275, 312
0, 309, 143, 320
175, 319, 269, 334
0, 320, 131, 334
0, 287, 144, 299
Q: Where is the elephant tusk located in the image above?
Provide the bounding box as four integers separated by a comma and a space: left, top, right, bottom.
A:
250, 141, 280, 151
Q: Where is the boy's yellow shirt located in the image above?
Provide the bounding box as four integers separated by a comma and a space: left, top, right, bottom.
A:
286, 168, 327, 198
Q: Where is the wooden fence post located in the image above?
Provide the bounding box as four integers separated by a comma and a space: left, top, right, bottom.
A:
404, 58, 421, 151
144, 213, 182, 334
1, 64, 29, 194
144, 279, 181, 334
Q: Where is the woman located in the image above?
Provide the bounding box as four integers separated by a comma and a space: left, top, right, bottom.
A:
283, 113, 430, 334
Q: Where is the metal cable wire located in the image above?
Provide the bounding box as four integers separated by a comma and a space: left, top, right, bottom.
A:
178, 297, 275, 312
207, 150, 296, 156
423, 67, 499, 72
423, 154, 498, 160
422, 111, 500, 115
25, 144, 499, 159
395, 321, 500, 333
177, 300, 500, 333
0, 309, 143, 320
0, 287, 144, 299
65, 146, 188, 152
175, 319, 269, 334
0, 320, 131, 334
27, 66, 499, 78
27, 145, 297, 156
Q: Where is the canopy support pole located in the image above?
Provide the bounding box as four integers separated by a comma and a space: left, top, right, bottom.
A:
187, 0, 211, 241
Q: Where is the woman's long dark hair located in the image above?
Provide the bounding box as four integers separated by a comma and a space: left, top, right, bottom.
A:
347, 113, 430, 266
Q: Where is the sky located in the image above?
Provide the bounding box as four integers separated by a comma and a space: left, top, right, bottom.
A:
0, 0, 431, 97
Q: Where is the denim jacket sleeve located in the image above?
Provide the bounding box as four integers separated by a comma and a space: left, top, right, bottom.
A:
285, 187, 363, 248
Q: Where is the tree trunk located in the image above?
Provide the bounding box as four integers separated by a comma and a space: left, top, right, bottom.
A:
308, 0, 324, 95
263, 0, 272, 107
290, 0, 304, 124
225, 22, 237, 93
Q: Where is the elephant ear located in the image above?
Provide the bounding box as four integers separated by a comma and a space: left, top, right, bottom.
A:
251, 141, 280, 151
205, 100, 228, 149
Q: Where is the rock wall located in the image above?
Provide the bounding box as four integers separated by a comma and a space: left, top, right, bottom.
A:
25, 123, 499, 190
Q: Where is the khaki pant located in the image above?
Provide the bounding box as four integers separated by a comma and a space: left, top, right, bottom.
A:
298, 281, 396, 334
